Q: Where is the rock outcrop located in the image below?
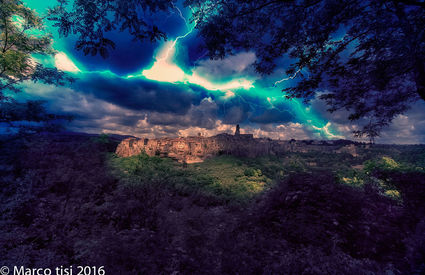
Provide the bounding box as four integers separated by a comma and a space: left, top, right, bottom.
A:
115, 128, 359, 162
115, 133, 268, 163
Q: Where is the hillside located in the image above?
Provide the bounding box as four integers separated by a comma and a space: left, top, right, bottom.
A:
1, 132, 424, 274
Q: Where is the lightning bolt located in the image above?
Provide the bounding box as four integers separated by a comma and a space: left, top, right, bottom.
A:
157, 4, 197, 62
156, 26, 196, 62
43, 5, 341, 140
273, 68, 302, 87
172, 2, 189, 28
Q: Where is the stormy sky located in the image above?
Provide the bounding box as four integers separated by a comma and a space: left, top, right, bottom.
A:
15, 0, 425, 143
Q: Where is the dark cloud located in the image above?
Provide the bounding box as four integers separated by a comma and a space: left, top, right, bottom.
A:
311, 96, 425, 144
62, 8, 188, 75
74, 74, 206, 115
146, 99, 218, 129
222, 105, 251, 124
65, 38, 157, 75
310, 96, 353, 125
191, 52, 257, 82
376, 101, 425, 144
108, 115, 143, 128
185, 35, 207, 65
249, 108, 294, 124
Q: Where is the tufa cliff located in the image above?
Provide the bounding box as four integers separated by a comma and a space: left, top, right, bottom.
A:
115, 125, 359, 163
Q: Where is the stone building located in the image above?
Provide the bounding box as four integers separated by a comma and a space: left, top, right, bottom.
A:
115, 125, 358, 162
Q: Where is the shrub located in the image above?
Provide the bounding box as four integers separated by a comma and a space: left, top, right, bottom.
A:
1, 134, 424, 274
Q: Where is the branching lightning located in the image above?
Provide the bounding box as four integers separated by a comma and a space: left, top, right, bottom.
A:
156, 27, 195, 62
157, 4, 196, 62
172, 2, 189, 28
273, 68, 302, 87
35, 2, 341, 140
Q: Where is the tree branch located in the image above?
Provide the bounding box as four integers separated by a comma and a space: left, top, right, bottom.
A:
236, 0, 294, 17
2, 16, 8, 53
391, 0, 425, 8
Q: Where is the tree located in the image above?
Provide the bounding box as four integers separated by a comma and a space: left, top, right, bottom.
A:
47, 0, 425, 138
48, 0, 175, 58
186, 0, 425, 137
0, 100, 72, 135
0, 0, 73, 134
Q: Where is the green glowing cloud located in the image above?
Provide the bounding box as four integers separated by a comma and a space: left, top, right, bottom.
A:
24, 0, 342, 139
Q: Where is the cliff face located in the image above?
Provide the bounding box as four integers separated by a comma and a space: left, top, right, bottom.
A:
116, 135, 221, 163
115, 133, 358, 163
115, 133, 265, 163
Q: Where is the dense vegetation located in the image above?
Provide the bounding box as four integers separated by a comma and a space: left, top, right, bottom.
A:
1, 133, 424, 274
0, 0, 73, 134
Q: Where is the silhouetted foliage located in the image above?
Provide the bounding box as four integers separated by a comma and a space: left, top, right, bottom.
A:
0, 0, 74, 95
187, 0, 425, 137
1, 134, 424, 273
48, 0, 174, 58
47, 0, 425, 137
0, 0, 74, 134
0, 100, 73, 135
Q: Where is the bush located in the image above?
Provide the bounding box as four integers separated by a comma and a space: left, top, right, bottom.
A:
1, 134, 424, 274
251, 173, 406, 265
365, 156, 424, 174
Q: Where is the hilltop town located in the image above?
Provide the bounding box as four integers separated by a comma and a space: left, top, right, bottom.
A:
116, 124, 360, 163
